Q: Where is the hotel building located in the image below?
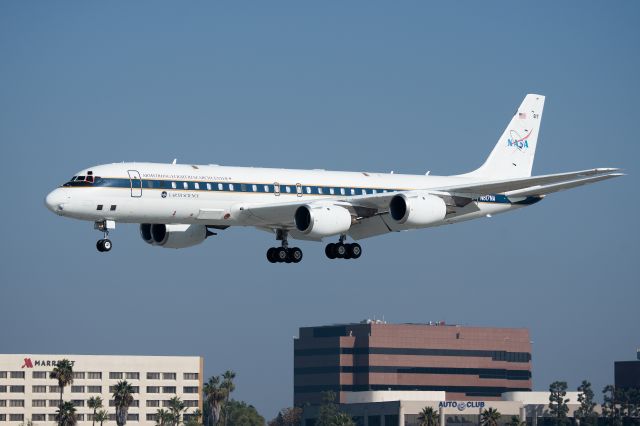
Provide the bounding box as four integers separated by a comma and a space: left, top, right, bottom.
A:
0, 354, 203, 425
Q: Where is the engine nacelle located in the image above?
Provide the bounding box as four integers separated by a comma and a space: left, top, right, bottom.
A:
388, 193, 447, 228
140, 224, 208, 249
294, 204, 352, 239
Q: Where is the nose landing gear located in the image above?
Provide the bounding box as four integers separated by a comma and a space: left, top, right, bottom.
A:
94, 220, 115, 253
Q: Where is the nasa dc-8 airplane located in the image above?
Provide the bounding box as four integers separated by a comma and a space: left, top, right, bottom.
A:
45, 94, 622, 263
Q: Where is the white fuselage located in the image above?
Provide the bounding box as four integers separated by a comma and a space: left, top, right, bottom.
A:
45, 162, 524, 234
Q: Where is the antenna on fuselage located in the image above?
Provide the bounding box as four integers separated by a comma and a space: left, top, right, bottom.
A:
172, 159, 177, 165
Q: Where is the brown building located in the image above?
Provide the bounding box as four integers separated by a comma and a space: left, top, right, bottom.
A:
294, 321, 532, 406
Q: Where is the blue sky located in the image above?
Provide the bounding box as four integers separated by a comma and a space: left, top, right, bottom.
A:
0, 1, 638, 419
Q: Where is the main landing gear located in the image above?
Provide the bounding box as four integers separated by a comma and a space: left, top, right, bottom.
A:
325, 235, 361, 260
95, 220, 114, 253
267, 230, 303, 264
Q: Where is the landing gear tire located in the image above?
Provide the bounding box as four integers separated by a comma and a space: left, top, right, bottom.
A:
325, 243, 337, 259
266, 247, 277, 263
290, 247, 303, 263
335, 243, 347, 258
276, 247, 288, 263
97, 239, 112, 253
348, 243, 362, 259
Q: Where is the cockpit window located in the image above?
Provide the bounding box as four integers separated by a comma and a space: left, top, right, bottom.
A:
62, 175, 101, 187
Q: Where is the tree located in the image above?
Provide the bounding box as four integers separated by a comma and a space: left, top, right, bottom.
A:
481, 408, 501, 426
88, 396, 104, 426
56, 401, 78, 426
94, 410, 109, 426
156, 409, 174, 426
507, 415, 525, 426
602, 385, 621, 426
549, 381, 570, 425
185, 409, 203, 426
417, 406, 438, 426
204, 376, 227, 426
575, 381, 597, 426
50, 359, 75, 426
168, 396, 188, 426
222, 400, 265, 426
221, 371, 237, 426
112, 380, 135, 426
268, 407, 302, 426
315, 391, 355, 426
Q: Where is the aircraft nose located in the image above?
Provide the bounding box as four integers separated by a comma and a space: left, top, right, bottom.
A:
45, 189, 68, 214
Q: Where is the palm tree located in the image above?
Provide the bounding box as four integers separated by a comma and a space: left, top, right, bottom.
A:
112, 380, 135, 426
155, 409, 174, 426
88, 396, 104, 426
481, 408, 501, 426
204, 376, 227, 426
221, 371, 236, 426
417, 406, 439, 426
56, 401, 78, 426
168, 396, 188, 426
50, 359, 74, 426
94, 410, 109, 426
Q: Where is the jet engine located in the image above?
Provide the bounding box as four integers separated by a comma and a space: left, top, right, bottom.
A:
388, 193, 447, 228
140, 224, 210, 249
294, 204, 352, 239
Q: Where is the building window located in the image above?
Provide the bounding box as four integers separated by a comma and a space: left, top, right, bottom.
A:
49, 400, 59, 407
71, 386, 85, 393
183, 373, 198, 380
76, 414, 85, 421
87, 386, 102, 393
88, 372, 102, 380
146, 400, 160, 407
32, 371, 47, 379
108, 414, 116, 421
127, 414, 139, 421
32, 400, 46, 407
184, 400, 198, 408
73, 372, 85, 379
147, 414, 157, 421
183, 387, 198, 393
131, 386, 139, 393
147, 372, 160, 380
0, 385, 7, 392
32, 386, 46, 393
162, 400, 171, 407
10, 386, 25, 393
10, 399, 25, 407
0, 415, 5, 421
162, 386, 176, 393
0, 372, 6, 378
109, 372, 123, 380
126, 372, 140, 380
10, 371, 25, 379
49, 386, 61, 393
49, 414, 58, 421
162, 373, 176, 380
0, 400, 5, 407
72, 400, 84, 407
32, 414, 46, 422
10, 414, 24, 422
109, 400, 116, 407
146, 386, 160, 393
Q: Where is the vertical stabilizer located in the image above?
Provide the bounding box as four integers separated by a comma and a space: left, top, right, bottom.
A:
463, 94, 545, 179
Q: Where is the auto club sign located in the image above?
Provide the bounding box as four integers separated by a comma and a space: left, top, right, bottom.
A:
439, 401, 486, 412
21, 358, 76, 368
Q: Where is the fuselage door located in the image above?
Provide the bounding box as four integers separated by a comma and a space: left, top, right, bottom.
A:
127, 170, 142, 197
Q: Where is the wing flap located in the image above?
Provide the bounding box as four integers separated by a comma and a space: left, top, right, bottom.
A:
504, 173, 624, 197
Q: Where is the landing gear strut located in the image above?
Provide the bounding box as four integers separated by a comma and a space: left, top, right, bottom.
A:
267, 230, 303, 264
95, 220, 114, 253
325, 235, 361, 260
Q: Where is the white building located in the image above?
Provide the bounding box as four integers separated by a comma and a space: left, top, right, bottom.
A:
0, 354, 203, 425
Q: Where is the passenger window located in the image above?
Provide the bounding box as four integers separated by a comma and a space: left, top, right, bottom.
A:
306, 187, 311, 194
350, 188, 355, 195
340, 188, 345, 195
171, 182, 177, 189
264, 185, 269, 192
329, 188, 335, 195
318, 187, 323, 194
285, 186, 291, 193
361, 189, 366, 195
194, 183, 200, 190
206, 183, 211, 190
241, 184, 246, 192
218, 183, 223, 190
183, 182, 188, 189
252, 184, 257, 192
228, 183, 234, 191
96, 205, 103, 211
372, 189, 377, 194
110, 205, 117, 211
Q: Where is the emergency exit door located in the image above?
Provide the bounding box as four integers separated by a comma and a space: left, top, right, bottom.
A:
127, 170, 142, 197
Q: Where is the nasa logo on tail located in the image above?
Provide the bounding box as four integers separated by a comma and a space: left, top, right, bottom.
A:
507, 129, 532, 150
